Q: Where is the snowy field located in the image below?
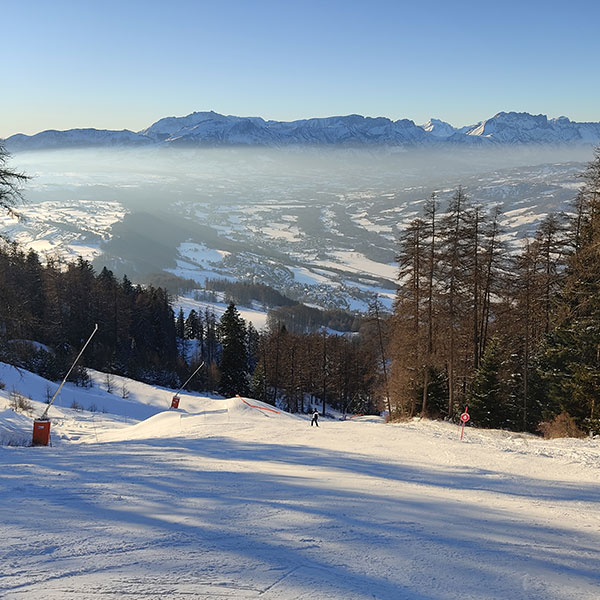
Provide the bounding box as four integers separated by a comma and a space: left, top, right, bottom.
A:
1, 362, 599, 599
173, 295, 269, 331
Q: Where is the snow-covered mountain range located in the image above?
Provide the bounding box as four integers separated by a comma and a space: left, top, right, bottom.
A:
4, 111, 600, 151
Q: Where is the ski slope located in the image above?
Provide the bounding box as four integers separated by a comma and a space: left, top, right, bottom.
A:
1, 362, 599, 599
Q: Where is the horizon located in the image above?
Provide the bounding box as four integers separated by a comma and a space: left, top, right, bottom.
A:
3, 0, 599, 139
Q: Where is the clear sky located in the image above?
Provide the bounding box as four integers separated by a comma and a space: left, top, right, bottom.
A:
2, 0, 599, 138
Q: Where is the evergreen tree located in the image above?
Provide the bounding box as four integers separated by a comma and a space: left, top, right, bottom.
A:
184, 309, 199, 340
217, 302, 249, 397
250, 360, 268, 402
438, 186, 471, 417
176, 308, 185, 339
535, 213, 568, 335
93, 266, 120, 367
246, 322, 260, 372
421, 193, 440, 417
204, 308, 218, 365
419, 366, 448, 419
175, 307, 187, 360
539, 149, 600, 434
469, 338, 505, 429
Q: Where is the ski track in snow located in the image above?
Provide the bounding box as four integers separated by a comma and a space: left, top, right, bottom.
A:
1, 362, 599, 599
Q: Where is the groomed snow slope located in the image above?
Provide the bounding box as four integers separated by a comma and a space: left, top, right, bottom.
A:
1, 362, 599, 600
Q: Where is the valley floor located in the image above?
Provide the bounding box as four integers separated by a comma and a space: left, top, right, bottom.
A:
0, 365, 599, 599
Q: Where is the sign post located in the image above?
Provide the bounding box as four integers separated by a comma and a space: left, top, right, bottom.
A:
459, 406, 470, 440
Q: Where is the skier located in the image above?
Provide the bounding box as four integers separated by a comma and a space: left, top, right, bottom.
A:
311, 410, 319, 427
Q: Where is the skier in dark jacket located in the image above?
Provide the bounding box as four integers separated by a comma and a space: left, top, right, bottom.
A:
311, 410, 319, 427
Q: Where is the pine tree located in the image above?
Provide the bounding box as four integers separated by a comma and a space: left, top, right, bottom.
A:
393, 218, 426, 416
250, 360, 268, 402
217, 302, 249, 397
535, 214, 568, 335
469, 338, 505, 429
176, 308, 185, 339
478, 206, 506, 363
438, 186, 471, 417
204, 308, 218, 366
540, 149, 600, 433
422, 193, 440, 416
246, 322, 259, 373
184, 309, 199, 340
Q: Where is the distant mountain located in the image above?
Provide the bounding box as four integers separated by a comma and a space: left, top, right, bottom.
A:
3, 111, 600, 151
140, 111, 431, 146
463, 112, 600, 144
421, 118, 459, 138
5, 128, 151, 151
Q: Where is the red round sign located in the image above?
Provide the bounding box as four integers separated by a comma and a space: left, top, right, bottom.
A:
460, 412, 470, 422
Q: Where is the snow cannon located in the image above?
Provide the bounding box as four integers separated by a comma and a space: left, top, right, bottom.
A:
32, 419, 51, 446
169, 361, 204, 410
32, 324, 99, 448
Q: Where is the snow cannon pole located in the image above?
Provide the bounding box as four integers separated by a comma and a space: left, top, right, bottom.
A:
39, 324, 99, 421
171, 361, 204, 408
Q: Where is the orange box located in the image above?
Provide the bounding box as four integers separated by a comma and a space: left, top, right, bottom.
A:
32, 419, 51, 446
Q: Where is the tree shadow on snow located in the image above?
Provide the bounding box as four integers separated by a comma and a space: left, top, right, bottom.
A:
2, 437, 599, 599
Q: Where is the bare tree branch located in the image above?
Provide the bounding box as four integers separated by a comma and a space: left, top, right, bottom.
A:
0, 145, 30, 219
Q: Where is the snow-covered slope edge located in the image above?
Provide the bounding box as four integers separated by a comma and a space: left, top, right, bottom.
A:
0, 361, 298, 445
1, 360, 597, 465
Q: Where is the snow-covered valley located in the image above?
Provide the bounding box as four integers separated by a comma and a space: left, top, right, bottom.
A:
1, 362, 599, 599
2, 146, 593, 311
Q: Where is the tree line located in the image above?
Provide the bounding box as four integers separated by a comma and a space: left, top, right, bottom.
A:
0, 249, 177, 385
0, 237, 387, 410
173, 301, 384, 415
203, 278, 297, 309
390, 148, 600, 435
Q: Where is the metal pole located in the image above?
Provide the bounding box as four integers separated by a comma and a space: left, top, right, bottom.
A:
40, 324, 99, 420
174, 361, 205, 397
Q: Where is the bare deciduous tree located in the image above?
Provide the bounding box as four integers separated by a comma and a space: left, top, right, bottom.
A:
0, 146, 29, 218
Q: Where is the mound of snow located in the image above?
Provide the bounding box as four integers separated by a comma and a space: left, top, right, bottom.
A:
0, 408, 32, 446
0, 362, 304, 446
98, 395, 299, 442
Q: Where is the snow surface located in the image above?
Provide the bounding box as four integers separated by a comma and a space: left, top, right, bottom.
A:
173, 295, 269, 331
325, 251, 398, 281
177, 242, 230, 268
0, 199, 126, 264
1, 361, 599, 599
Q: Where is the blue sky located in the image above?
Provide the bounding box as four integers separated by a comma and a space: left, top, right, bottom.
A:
3, 0, 599, 137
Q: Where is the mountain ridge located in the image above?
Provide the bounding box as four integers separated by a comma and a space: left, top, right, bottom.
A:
4, 110, 600, 151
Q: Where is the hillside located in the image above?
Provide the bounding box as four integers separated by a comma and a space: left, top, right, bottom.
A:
0, 362, 598, 599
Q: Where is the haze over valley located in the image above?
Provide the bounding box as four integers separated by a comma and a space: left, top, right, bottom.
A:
2, 143, 593, 311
